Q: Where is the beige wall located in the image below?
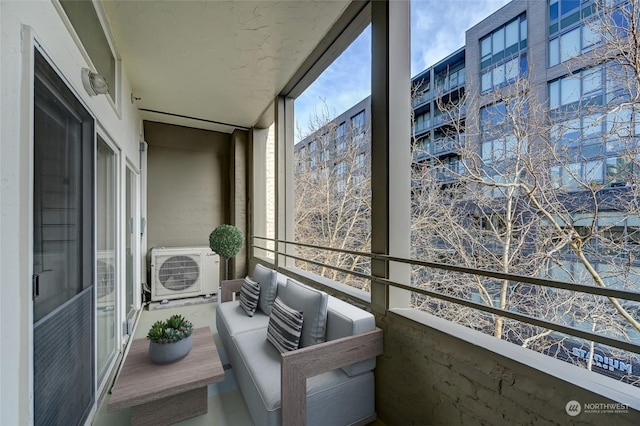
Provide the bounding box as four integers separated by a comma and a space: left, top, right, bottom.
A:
144, 121, 230, 251
376, 311, 640, 425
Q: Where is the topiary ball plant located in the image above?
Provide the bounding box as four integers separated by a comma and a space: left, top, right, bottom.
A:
209, 224, 244, 279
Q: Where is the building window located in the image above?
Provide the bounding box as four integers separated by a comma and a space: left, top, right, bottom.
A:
356, 153, 366, 171
309, 140, 317, 168
435, 66, 465, 94
550, 160, 605, 189
351, 110, 366, 145
549, 0, 595, 36
414, 112, 431, 134
336, 122, 347, 154
480, 102, 508, 132
547, 0, 606, 66
96, 136, 118, 385
480, 14, 527, 93
298, 146, 307, 170
549, 23, 602, 66
548, 66, 604, 113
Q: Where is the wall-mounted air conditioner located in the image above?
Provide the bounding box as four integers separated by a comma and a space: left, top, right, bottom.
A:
149, 246, 220, 302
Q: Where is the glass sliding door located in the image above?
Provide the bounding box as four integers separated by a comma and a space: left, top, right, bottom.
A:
96, 136, 118, 386
125, 167, 139, 329
33, 50, 94, 426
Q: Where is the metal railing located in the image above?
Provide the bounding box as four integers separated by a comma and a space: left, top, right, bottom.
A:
252, 236, 640, 356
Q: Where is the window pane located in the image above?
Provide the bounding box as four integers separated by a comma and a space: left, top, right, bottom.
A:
481, 70, 492, 92
481, 36, 492, 61
549, 80, 560, 109
583, 67, 602, 95
493, 27, 505, 54
482, 141, 492, 161
494, 64, 505, 86
550, 0, 559, 22
585, 160, 604, 183
505, 135, 518, 158
505, 57, 518, 81
505, 20, 518, 48
561, 0, 580, 16
560, 27, 580, 62
549, 37, 559, 67
96, 137, 117, 384
582, 24, 601, 50
561, 75, 580, 106
566, 162, 581, 188
582, 114, 601, 137
551, 166, 562, 188
563, 118, 581, 145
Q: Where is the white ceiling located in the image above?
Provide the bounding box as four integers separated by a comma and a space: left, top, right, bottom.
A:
103, 1, 351, 133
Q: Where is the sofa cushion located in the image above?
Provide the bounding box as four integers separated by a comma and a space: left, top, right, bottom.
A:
253, 264, 278, 315
326, 297, 377, 376
267, 297, 304, 353
280, 279, 328, 348
239, 276, 260, 317
217, 301, 270, 338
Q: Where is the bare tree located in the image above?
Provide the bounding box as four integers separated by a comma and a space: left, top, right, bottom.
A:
410, 7, 640, 383
294, 105, 371, 290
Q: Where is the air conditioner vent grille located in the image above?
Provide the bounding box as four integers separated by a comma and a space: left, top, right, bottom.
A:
158, 255, 200, 291
97, 259, 115, 298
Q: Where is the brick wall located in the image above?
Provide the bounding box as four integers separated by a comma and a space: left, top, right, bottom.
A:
375, 310, 640, 425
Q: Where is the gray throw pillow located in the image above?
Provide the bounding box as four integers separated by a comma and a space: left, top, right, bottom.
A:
239, 276, 260, 317
267, 297, 304, 353
253, 264, 278, 315
280, 279, 328, 347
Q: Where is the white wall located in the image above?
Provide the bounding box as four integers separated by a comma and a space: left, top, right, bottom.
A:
0, 1, 143, 424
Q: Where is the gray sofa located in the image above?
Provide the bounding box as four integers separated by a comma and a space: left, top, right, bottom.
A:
216, 264, 383, 426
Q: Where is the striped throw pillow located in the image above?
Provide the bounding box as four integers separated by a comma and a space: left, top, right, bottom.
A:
239, 276, 260, 317
267, 297, 304, 353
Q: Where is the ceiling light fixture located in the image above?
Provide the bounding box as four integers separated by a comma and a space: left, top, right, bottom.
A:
81, 68, 109, 96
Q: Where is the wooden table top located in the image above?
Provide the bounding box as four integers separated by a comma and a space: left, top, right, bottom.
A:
108, 327, 225, 411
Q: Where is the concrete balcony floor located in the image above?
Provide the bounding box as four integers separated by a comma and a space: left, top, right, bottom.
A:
93, 300, 253, 426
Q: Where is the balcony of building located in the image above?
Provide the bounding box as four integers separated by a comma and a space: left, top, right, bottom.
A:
4, 1, 640, 425
411, 90, 432, 109
91, 1, 638, 419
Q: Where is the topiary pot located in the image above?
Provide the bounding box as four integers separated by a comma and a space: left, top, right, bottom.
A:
148, 336, 192, 365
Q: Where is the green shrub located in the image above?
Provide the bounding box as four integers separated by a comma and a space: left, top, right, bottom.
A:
209, 224, 244, 259
146, 314, 193, 344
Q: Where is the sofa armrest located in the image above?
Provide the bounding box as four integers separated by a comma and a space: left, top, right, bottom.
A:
220, 278, 244, 303
280, 327, 383, 426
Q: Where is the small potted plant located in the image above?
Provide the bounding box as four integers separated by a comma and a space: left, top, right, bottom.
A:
147, 314, 194, 364
209, 224, 244, 280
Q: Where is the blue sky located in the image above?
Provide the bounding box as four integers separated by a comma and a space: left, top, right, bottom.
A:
294, 0, 511, 142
